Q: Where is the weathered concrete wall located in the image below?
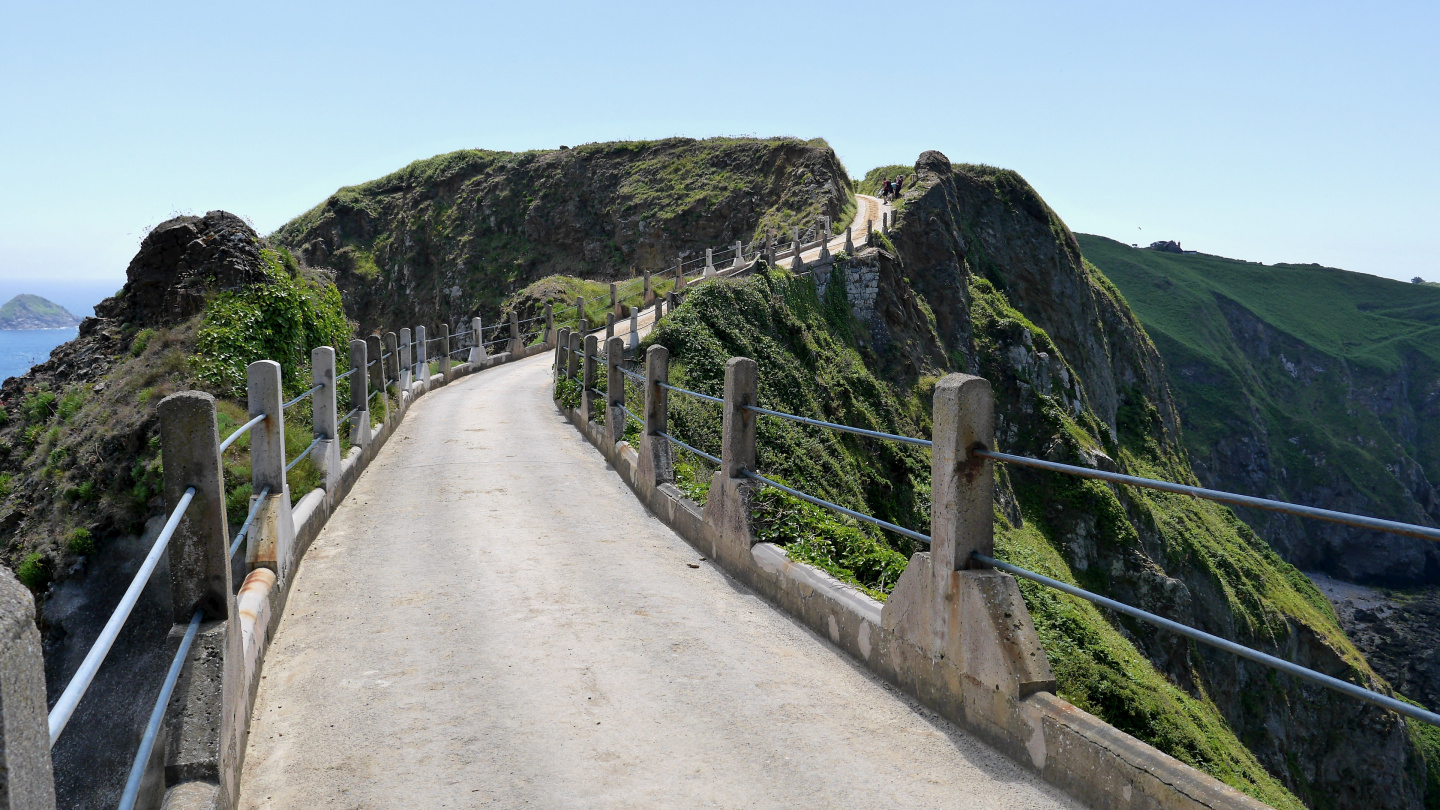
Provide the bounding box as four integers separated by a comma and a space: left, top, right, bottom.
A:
555, 381, 1270, 810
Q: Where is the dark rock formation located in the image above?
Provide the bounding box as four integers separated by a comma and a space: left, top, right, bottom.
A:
271, 137, 851, 334
877, 154, 1425, 808
96, 210, 267, 326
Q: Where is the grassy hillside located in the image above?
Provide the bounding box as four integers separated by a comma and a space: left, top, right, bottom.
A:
1079, 234, 1440, 586
272, 137, 854, 335
644, 268, 1326, 808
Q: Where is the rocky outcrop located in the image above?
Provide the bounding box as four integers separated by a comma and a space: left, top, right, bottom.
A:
98, 211, 267, 326
875, 154, 1426, 808
271, 137, 852, 334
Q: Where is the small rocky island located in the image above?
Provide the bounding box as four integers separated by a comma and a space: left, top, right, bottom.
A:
0, 294, 81, 329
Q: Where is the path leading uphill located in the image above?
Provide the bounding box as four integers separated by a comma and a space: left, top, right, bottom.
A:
610, 194, 888, 344
237, 350, 1078, 808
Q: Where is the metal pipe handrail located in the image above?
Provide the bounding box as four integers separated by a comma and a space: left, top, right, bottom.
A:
117, 607, 204, 810
286, 436, 323, 473
657, 381, 722, 404
972, 552, 1440, 727
660, 431, 721, 466
336, 367, 358, 381
281, 383, 324, 410
219, 414, 266, 453
342, 407, 361, 422
49, 487, 197, 745
228, 485, 272, 558
744, 405, 932, 447
381, 351, 393, 360
619, 403, 642, 427
368, 388, 381, 402
518, 314, 545, 324
619, 366, 645, 383
976, 450, 1440, 544
366, 359, 377, 367
739, 468, 932, 545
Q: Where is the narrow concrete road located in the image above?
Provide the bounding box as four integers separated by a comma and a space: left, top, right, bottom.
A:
238, 353, 1079, 809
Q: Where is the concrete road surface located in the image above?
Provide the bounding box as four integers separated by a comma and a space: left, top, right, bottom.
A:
238, 352, 1080, 809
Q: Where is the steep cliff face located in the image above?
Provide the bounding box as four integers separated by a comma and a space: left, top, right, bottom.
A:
272, 137, 852, 334
1080, 234, 1440, 587
882, 154, 1435, 808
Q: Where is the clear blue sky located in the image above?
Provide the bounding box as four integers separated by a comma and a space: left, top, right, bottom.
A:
1, 0, 1436, 315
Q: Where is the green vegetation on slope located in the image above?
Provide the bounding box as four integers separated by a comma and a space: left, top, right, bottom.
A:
643, 269, 1333, 807
272, 137, 854, 336
1079, 233, 1440, 583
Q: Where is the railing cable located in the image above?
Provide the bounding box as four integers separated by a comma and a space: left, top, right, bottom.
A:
744, 405, 932, 447
218, 414, 266, 453
228, 485, 272, 558
660, 431, 721, 466
48, 487, 197, 746
977, 450, 1440, 543
281, 383, 324, 410
657, 381, 723, 405
286, 436, 323, 473
972, 552, 1440, 727
739, 468, 932, 545
116, 607, 204, 810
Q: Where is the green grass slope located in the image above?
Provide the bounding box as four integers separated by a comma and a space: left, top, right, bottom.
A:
642, 268, 1320, 808
1079, 234, 1440, 585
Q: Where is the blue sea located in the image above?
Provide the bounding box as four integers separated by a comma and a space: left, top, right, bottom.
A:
0, 328, 78, 383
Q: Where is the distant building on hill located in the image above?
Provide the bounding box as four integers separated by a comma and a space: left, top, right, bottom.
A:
1148, 240, 1184, 253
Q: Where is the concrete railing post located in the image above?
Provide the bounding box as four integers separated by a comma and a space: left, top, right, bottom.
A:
844, 226, 854, 254
544, 303, 554, 346
931, 374, 995, 573
160, 391, 233, 622
508, 311, 521, 357
627, 309, 639, 352
636, 344, 673, 492
765, 234, 775, 267
675, 258, 687, 291
246, 360, 297, 579
438, 324, 452, 382
0, 567, 57, 808
866, 218, 874, 246
656, 296, 666, 319
157, 390, 240, 807
366, 335, 388, 423
399, 328, 413, 396
704, 248, 715, 277
414, 326, 428, 393
469, 317, 488, 367
581, 334, 599, 424
790, 240, 804, 272
666, 291, 677, 312
348, 339, 370, 447
643, 271, 653, 306
610, 282, 619, 319
384, 332, 400, 401
720, 357, 758, 479
574, 297, 585, 331
555, 327, 571, 383
731, 241, 744, 271
311, 346, 342, 491
882, 211, 889, 232
567, 330, 582, 381
605, 313, 615, 341
605, 335, 625, 448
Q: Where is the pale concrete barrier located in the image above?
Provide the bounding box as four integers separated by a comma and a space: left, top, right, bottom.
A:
555, 346, 1269, 810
